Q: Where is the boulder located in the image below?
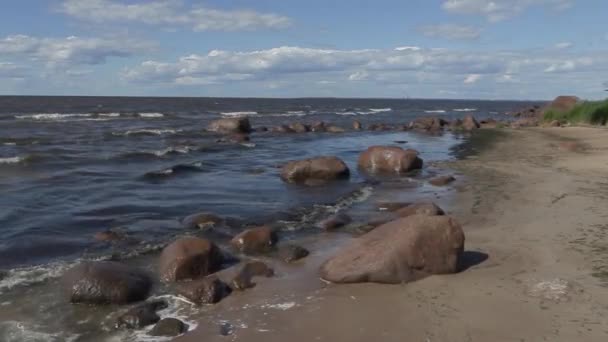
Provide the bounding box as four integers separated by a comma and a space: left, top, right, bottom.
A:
176, 276, 231, 305
116, 300, 167, 329
150, 318, 189, 337
326, 125, 346, 133
429, 175, 456, 186
231, 261, 274, 290
270, 125, 296, 133
462, 115, 480, 131
181, 212, 223, 230
545, 96, 580, 114
289, 122, 310, 133
368, 123, 391, 131
353, 120, 362, 130
208, 118, 251, 134
230, 226, 278, 254
320, 215, 465, 284
395, 202, 445, 218
358, 146, 423, 174
280, 156, 350, 184
159, 237, 223, 282
62, 261, 152, 305
317, 213, 352, 230
310, 121, 326, 132
278, 244, 310, 263
409, 117, 446, 132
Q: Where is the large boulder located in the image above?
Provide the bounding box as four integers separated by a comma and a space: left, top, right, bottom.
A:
280, 156, 350, 184
511, 117, 539, 128
544, 96, 580, 114
159, 237, 223, 282
230, 226, 278, 254
208, 118, 252, 134
62, 261, 152, 305
462, 115, 480, 131
320, 215, 465, 284
358, 146, 423, 174
409, 117, 446, 132
395, 202, 445, 218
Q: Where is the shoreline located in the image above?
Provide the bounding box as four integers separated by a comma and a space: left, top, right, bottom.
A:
179, 127, 608, 341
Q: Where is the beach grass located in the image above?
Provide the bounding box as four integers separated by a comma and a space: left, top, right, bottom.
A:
544, 99, 608, 125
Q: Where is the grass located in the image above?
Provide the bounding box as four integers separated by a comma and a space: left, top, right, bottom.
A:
544, 99, 608, 125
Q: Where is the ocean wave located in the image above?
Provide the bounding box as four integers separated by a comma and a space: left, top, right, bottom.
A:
114, 129, 180, 137
141, 162, 205, 181
138, 113, 164, 118
220, 111, 258, 117
369, 108, 392, 112
453, 108, 477, 112
0, 156, 25, 164
0, 261, 73, 294
131, 295, 197, 342
98, 112, 121, 117
425, 110, 446, 113
14, 113, 92, 120
268, 112, 309, 117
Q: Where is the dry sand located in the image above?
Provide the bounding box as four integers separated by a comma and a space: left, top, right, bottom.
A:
178, 127, 608, 342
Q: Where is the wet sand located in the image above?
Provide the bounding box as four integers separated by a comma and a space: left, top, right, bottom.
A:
178, 127, 608, 342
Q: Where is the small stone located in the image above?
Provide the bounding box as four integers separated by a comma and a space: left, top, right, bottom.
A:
231, 261, 274, 290
150, 318, 189, 337
278, 244, 310, 263
116, 300, 167, 329
318, 213, 352, 230
429, 175, 456, 186
176, 277, 231, 305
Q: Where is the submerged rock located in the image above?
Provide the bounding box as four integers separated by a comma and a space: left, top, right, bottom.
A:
326, 125, 346, 133
159, 237, 223, 282
116, 300, 167, 329
278, 244, 310, 263
150, 318, 189, 337
231, 261, 274, 290
395, 202, 445, 218
310, 121, 326, 132
280, 156, 350, 185
289, 122, 310, 133
320, 215, 465, 284
358, 146, 423, 174
230, 226, 278, 254
181, 212, 223, 230
216, 133, 250, 144
207, 118, 252, 134
318, 212, 352, 231
176, 276, 231, 305
62, 261, 151, 305
270, 125, 296, 133
94, 229, 126, 242
429, 175, 456, 186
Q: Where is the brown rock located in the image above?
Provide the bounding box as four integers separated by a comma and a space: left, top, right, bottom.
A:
181, 212, 223, 230
462, 115, 480, 131
150, 318, 189, 337
62, 261, 152, 305
318, 212, 352, 230
231, 261, 274, 290
395, 202, 445, 218
358, 146, 423, 174
310, 121, 326, 132
278, 244, 310, 263
545, 96, 580, 114
353, 120, 362, 130
116, 300, 167, 329
320, 215, 465, 284
280, 156, 350, 184
230, 226, 278, 254
548, 120, 561, 127
289, 122, 310, 133
429, 175, 456, 186
326, 125, 346, 133
409, 117, 446, 132
159, 237, 223, 282
368, 123, 391, 131
208, 118, 252, 134
176, 276, 231, 305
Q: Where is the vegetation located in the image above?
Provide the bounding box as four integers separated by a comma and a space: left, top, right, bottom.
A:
544, 99, 608, 125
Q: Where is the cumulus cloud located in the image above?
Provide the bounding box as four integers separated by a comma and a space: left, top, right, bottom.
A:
442, 0, 573, 22
464, 74, 482, 84
418, 24, 481, 40
0, 34, 152, 67
60, 0, 291, 31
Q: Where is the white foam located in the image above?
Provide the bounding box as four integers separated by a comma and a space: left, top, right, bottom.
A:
98, 113, 121, 117
0, 156, 24, 164
130, 295, 198, 342
0, 321, 80, 342
425, 110, 446, 113
152, 146, 195, 157
369, 108, 392, 112
3, 142, 17, 146
268, 112, 308, 117
260, 302, 297, 311
0, 261, 72, 294
453, 108, 477, 112
138, 113, 164, 118
220, 111, 258, 117
15, 113, 91, 120
116, 129, 179, 136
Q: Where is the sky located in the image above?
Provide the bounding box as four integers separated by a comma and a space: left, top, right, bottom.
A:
0, 0, 607, 100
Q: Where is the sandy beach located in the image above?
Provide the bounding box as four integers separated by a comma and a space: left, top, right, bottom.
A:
178, 127, 608, 342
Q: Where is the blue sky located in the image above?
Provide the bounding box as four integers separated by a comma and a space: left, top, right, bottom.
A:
0, 0, 606, 99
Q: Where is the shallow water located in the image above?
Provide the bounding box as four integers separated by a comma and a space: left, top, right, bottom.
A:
0, 96, 538, 341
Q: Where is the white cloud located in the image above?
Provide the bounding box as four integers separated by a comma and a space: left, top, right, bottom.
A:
544, 57, 593, 73
0, 34, 152, 67
61, 0, 291, 31
464, 74, 482, 84
418, 24, 481, 40
348, 70, 369, 81
554, 42, 573, 49
442, 0, 573, 22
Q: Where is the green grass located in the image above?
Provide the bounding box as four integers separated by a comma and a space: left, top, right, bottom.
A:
544, 99, 608, 125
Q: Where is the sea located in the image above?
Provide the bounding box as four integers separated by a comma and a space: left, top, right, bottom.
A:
0, 96, 540, 341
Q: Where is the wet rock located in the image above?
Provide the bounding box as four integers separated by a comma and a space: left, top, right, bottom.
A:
116, 300, 167, 329
63, 261, 151, 305
159, 237, 223, 282
94, 229, 126, 242
0, 270, 7, 281
353, 120, 362, 130
220, 322, 234, 336
278, 244, 310, 263
358, 146, 423, 174
289, 122, 310, 133
409, 117, 446, 132
318, 212, 352, 231
230, 226, 278, 254
326, 125, 346, 133
280, 156, 350, 185
320, 215, 465, 284
150, 318, 189, 337
368, 123, 391, 131
429, 175, 456, 186
231, 261, 274, 290
395, 202, 445, 218
176, 276, 231, 305
181, 212, 223, 230
462, 115, 480, 131
208, 118, 252, 134
270, 125, 296, 133
310, 121, 326, 132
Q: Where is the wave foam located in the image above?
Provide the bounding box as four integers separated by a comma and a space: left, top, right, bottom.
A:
369, 108, 392, 112
138, 113, 164, 118
425, 110, 446, 113
453, 108, 477, 112
115, 129, 180, 136
15, 113, 91, 120
220, 111, 258, 117
0, 261, 72, 294
0, 156, 24, 164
